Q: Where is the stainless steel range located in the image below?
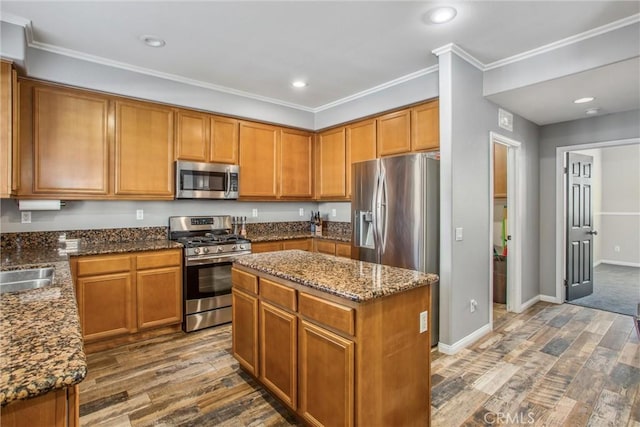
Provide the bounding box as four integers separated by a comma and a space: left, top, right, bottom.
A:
169, 215, 251, 332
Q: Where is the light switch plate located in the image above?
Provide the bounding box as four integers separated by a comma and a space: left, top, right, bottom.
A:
419, 311, 428, 333
455, 227, 463, 241
299, 208, 304, 217
136, 209, 144, 220
252, 208, 258, 218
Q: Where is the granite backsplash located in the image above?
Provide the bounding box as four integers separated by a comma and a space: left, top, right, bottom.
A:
0, 221, 352, 250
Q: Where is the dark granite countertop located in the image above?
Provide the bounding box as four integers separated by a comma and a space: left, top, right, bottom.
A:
234, 250, 437, 302
0, 239, 182, 406
248, 232, 351, 243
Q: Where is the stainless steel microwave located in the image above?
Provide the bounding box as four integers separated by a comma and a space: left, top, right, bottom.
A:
175, 161, 239, 199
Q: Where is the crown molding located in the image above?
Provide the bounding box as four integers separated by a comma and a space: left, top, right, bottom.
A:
313, 65, 439, 112
484, 13, 640, 70
431, 43, 485, 70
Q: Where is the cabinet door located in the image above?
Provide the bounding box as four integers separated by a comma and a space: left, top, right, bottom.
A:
494, 143, 507, 198
0, 62, 13, 198
316, 128, 346, 199
283, 239, 312, 251
259, 302, 297, 408
314, 239, 335, 255
411, 100, 439, 151
239, 122, 278, 197
346, 119, 376, 198
335, 242, 351, 259
136, 266, 182, 330
33, 86, 110, 195
280, 128, 313, 198
377, 109, 411, 157
175, 109, 209, 162
114, 100, 174, 197
210, 116, 239, 164
299, 320, 354, 427
77, 272, 134, 341
232, 288, 259, 376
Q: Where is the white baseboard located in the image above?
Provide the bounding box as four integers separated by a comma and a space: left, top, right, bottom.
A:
437, 323, 491, 355
594, 260, 602, 267
599, 260, 640, 268
518, 295, 540, 312
540, 294, 562, 304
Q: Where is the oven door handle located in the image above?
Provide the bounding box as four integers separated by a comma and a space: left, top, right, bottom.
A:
185, 252, 251, 266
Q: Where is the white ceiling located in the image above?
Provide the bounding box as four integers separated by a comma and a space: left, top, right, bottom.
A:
1, 1, 639, 125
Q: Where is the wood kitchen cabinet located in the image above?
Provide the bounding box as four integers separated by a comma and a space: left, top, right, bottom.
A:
283, 238, 313, 251
411, 99, 439, 151
175, 110, 239, 164
231, 268, 260, 376
377, 109, 411, 157
72, 249, 182, 348
346, 118, 376, 198
114, 100, 174, 198
279, 128, 313, 199
29, 84, 110, 196
0, 60, 18, 198
135, 250, 182, 330
239, 121, 279, 198
316, 127, 347, 199
314, 239, 351, 258
0, 385, 79, 427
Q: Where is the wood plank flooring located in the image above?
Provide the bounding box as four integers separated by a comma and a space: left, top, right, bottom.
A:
79, 302, 640, 426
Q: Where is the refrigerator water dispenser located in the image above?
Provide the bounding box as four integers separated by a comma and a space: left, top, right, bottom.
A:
355, 210, 375, 249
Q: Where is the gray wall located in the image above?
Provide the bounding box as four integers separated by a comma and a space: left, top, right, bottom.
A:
438, 51, 540, 348
538, 109, 640, 297
599, 144, 640, 265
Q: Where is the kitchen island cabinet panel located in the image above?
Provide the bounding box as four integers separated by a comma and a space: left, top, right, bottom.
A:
114, 100, 174, 198
0, 385, 79, 427
299, 319, 354, 427
231, 288, 259, 376
259, 301, 297, 409
32, 85, 110, 195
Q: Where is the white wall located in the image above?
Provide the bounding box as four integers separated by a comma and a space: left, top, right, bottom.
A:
0, 199, 319, 232
538, 109, 640, 297
599, 144, 640, 265
437, 49, 540, 351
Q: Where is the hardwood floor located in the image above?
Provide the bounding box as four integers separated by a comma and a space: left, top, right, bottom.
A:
79, 302, 640, 426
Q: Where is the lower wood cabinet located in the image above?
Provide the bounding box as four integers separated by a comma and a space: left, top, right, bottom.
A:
0, 385, 79, 427
252, 238, 350, 258
231, 266, 431, 426
72, 249, 182, 345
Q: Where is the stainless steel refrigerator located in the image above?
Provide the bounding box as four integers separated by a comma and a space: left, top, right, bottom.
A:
352, 152, 440, 346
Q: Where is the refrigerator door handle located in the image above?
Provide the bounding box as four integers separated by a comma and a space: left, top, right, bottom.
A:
371, 167, 380, 254
379, 167, 388, 250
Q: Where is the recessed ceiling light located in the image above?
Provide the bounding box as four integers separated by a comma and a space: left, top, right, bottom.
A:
574, 97, 595, 104
140, 35, 166, 48
425, 6, 457, 24
292, 80, 307, 88
585, 107, 600, 115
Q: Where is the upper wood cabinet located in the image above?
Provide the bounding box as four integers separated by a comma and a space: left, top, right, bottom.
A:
174, 110, 239, 164
346, 118, 376, 198
114, 100, 174, 198
280, 128, 313, 199
494, 143, 507, 198
0, 61, 16, 198
316, 127, 347, 199
239, 121, 279, 198
377, 109, 411, 157
411, 99, 439, 151
32, 85, 110, 195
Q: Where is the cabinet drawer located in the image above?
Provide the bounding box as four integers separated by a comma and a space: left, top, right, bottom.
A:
76, 255, 131, 276
314, 240, 335, 255
299, 292, 354, 336
283, 239, 312, 251
261, 278, 296, 311
136, 249, 181, 270
252, 241, 283, 253
232, 268, 258, 295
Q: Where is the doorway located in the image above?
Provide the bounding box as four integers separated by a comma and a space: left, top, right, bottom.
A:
489, 132, 523, 327
555, 139, 640, 316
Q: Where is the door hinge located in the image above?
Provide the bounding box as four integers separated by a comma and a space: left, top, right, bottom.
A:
564, 279, 568, 287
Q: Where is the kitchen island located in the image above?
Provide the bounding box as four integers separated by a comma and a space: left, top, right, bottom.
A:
232, 250, 438, 427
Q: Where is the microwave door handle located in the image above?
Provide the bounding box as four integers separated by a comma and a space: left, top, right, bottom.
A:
225, 169, 231, 196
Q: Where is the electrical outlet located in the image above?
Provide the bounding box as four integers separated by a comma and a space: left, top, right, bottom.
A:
299, 208, 304, 217
614, 245, 621, 253
252, 208, 258, 218
470, 299, 478, 313
455, 227, 463, 241
21, 211, 31, 224
419, 311, 428, 333
331, 208, 337, 217
136, 209, 144, 220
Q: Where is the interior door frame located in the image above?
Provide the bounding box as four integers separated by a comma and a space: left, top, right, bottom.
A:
554, 137, 640, 303
489, 132, 522, 323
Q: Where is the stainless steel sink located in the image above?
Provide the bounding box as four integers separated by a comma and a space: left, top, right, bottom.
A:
0, 267, 55, 294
